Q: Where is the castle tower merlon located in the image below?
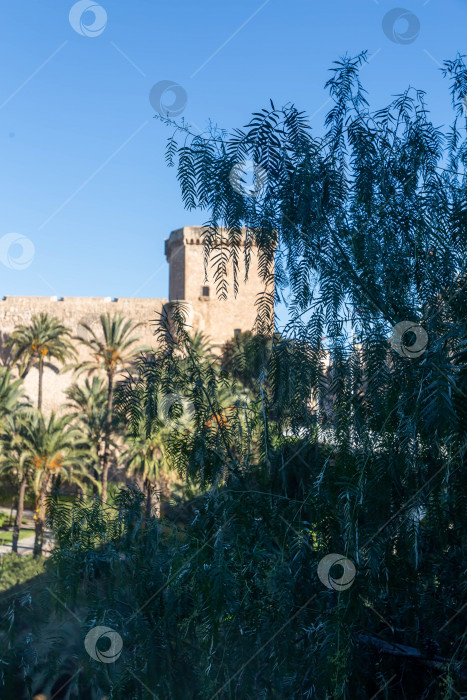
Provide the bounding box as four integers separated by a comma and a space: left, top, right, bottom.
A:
164, 226, 257, 260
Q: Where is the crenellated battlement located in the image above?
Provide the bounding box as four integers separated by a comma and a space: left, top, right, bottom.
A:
0, 296, 165, 304
164, 226, 256, 260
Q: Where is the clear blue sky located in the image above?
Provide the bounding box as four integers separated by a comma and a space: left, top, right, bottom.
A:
0, 0, 464, 299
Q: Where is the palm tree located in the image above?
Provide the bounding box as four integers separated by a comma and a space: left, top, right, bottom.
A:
0, 410, 33, 552
125, 421, 168, 518
0, 369, 30, 552
20, 410, 92, 556
66, 376, 108, 493
74, 313, 141, 503
188, 330, 215, 360
0, 366, 27, 419
7, 313, 75, 410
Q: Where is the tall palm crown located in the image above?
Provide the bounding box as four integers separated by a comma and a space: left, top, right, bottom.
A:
7, 313, 75, 409
0, 412, 31, 471
0, 367, 28, 420
125, 421, 168, 517
24, 410, 86, 477
74, 313, 142, 503
76, 313, 142, 379
125, 422, 167, 484
66, 376, 108, 452
21, 410, 90, 555
66, 376, 109, 493
1, 409, 90, 555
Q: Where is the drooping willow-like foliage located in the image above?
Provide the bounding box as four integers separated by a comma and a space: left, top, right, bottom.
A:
1, 53, 466, 699
140, 51, 467, 696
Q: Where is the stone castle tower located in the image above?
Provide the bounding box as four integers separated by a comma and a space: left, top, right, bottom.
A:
0, 226, 270, 412
165, 226, 267, 346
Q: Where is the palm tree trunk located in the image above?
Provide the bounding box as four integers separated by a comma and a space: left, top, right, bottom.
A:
154, 480, 161, 518
101, 373, 115, 504
92, 439, 101, 496
145, 478, 161, 519
12, 475, 27, 553
38, 355, 44, 410
34, 472, 50, 557
146, 481, 152, 519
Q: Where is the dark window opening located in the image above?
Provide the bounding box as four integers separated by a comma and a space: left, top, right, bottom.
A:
202, 286, 210, 297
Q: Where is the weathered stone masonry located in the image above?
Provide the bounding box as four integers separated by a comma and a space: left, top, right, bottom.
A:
0, 227, 268, 412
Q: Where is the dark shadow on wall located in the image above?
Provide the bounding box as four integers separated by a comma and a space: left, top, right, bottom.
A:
0, 332, 12, 366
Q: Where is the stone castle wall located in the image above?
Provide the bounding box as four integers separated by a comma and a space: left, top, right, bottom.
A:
0, 296, 168, 413
0, 227, 273, 412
